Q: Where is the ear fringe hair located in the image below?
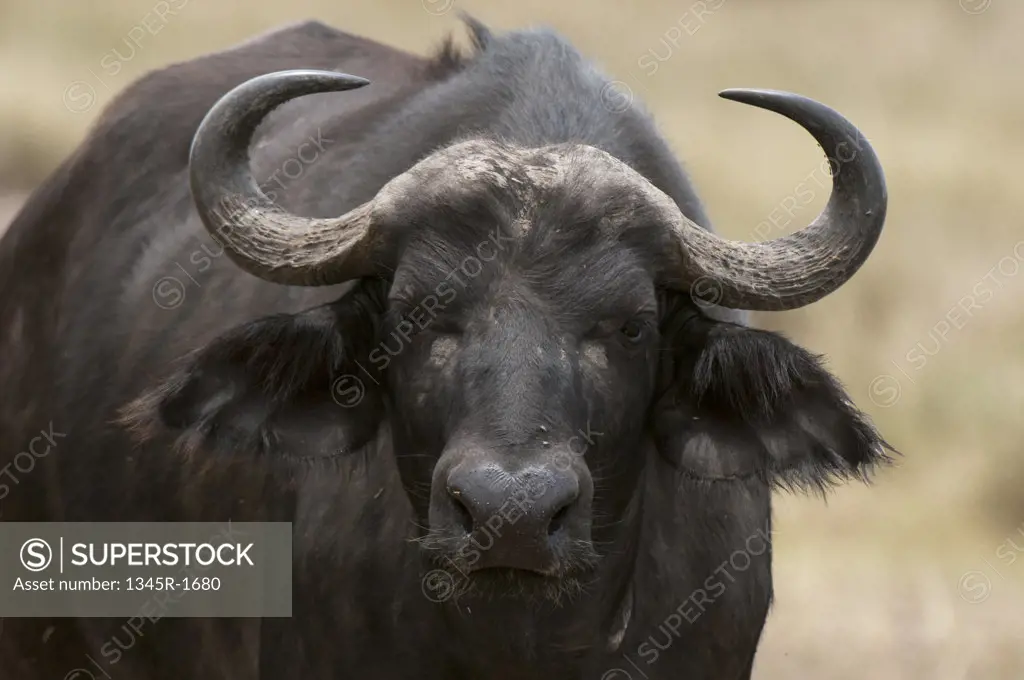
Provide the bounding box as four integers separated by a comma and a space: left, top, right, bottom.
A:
667, 318, 897, 493
116, 281, 387, 467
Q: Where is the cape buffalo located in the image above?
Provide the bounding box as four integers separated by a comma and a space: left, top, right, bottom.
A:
0, 17, 891, 680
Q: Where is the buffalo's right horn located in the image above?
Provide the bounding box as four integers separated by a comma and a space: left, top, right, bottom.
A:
659, 89, 887, 311
189, 69, 385, 286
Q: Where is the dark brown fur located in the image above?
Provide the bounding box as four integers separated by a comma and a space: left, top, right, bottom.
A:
0, 19, 890, 680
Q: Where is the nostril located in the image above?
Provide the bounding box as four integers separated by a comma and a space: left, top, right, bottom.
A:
548, 502, 571, 536
449, 489, 475, 534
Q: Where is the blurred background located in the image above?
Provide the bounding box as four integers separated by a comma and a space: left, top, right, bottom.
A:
1, 0, 1022, 676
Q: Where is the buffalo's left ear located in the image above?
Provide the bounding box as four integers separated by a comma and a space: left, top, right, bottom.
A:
120, 280, 386, 463
653, 308, 894, 491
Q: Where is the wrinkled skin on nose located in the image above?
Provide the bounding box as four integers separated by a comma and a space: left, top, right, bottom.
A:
430, 447, 593, 574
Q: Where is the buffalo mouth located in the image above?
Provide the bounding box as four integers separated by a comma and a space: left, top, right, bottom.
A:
417, 533, 601, 604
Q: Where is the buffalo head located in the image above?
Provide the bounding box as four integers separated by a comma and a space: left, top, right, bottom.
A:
146, 69, 890, 604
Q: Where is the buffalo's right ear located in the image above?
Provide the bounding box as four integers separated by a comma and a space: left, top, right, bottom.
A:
120, 280, 387, 463
653, 302, 893, 492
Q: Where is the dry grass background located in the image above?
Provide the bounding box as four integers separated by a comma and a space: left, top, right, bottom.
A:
2, 0, 1023, 676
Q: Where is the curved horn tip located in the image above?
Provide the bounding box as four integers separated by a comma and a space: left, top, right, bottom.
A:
189, 69, 370, 163
716, 88, 880, 166
718, 87, 786, 100
250, 69, 370, 90
717, 88, 824, 112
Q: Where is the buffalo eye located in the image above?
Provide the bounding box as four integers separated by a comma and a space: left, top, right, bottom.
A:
620, 319, 646, 344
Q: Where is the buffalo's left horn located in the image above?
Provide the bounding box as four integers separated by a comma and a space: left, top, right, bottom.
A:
189, 69, 383, 285
661, 89, 887, 311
